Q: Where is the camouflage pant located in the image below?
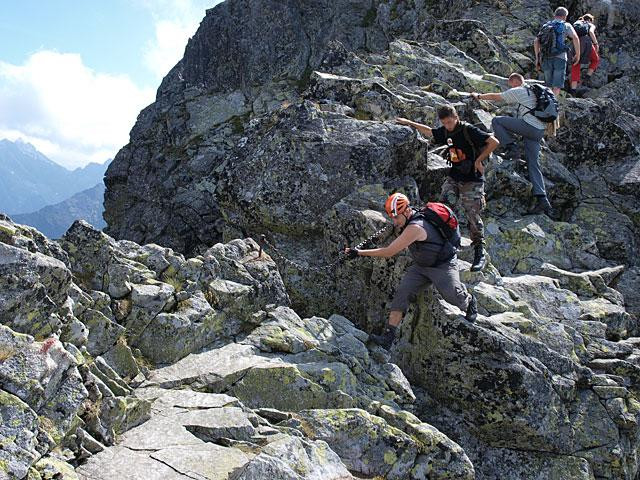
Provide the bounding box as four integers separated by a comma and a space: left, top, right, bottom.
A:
440, 178, 486, 245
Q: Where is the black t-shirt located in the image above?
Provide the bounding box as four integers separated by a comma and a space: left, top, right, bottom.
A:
432, 122, 491, 183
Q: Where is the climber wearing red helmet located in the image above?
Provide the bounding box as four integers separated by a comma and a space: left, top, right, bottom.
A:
345, 193, 478, 350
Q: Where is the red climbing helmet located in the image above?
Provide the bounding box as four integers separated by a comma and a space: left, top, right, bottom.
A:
385, 193, 410, 218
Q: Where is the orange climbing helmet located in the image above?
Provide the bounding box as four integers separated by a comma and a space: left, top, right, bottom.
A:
385, 193, 410, 218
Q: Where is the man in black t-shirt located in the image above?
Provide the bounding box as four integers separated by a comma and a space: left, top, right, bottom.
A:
396, 106, 499, 271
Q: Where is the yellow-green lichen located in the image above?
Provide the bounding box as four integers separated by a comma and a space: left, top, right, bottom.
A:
38, 416, 63, 444
384, 449, 398, 465
322, 368, 337, 384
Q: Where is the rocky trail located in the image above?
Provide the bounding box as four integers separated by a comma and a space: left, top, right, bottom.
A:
2, 0, 640, 479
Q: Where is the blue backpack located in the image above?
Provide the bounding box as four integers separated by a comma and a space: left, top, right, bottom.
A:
537, 20, 567, 58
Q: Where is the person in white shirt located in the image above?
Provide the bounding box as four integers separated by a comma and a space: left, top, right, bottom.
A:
471, 73, 553, 216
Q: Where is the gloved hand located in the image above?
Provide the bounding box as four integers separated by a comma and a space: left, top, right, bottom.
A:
344, 248, 360, 259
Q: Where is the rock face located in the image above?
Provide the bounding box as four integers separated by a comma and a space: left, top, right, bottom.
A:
102, 0, 640, 325
3, 0, 640, 479
394, 279, 640, 479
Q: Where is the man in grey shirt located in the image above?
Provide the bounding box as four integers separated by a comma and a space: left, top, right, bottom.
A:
534, 6, 580, 95
471, 73, 553, 216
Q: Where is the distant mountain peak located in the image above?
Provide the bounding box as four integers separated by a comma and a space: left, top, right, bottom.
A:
0, 140, 110, 215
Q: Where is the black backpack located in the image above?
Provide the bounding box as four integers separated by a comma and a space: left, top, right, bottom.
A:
537, 20, 567, 58
573, 20, 590, 37
524, 84, 559, 123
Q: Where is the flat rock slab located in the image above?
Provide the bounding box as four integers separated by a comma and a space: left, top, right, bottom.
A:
176, 407, 257, 441
136, 387, 239, 414
144, 343, 288, 389
119, 414, 206, 451
78, 444, 250, 480
150, 444, 250, 480
76, 446, 192, 480
77, 389, 254, 480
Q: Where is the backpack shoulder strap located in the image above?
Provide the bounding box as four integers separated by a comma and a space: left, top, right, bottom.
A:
521, 85, 537, 117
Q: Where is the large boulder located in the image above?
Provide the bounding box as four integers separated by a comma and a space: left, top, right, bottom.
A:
393, 286, 640, 479
0, 390, 50, 480
0, 327, 87, 476
283, 408, 474, 480
61, 221, 289, 364
0, 242, 72, 339
143, 306, 414, 411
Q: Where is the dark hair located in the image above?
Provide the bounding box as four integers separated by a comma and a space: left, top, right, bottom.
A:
437, 105, 458, 120
581, 13, 595, 22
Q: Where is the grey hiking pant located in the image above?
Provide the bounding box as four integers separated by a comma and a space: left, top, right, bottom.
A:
390, 257, 471, 313
491, 116, 547, 196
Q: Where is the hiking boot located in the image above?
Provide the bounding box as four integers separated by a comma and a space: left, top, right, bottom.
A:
526, 195, 554, 217
466, 295, 478, 322
470, 244, 487, 272
369, 324, 397, 350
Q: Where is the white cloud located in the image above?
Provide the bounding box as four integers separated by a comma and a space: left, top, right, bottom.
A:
0, 51, 155, 169
141, 0, 220, 79
0, 1, 223, 169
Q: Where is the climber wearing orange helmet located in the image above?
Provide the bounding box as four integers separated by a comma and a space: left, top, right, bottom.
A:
345, 193, 478, 349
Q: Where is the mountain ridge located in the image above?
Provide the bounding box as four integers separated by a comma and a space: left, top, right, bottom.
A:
11, 183, 106, 238
0, 138, 110, 215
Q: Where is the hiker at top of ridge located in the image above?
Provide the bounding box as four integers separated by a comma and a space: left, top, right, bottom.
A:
570, 13, 600, 93
534, 6, 580, 96
395, 106, 499, 272
344, 193, 478, 350
471, 73, 555, 217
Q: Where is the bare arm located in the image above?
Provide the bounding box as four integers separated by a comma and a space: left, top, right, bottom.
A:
474, 136, 499, 174
474, 136, 499, 173
473, 92, 503, 102
589, 26, 599, 52
357, 225, 425, 258
396, 117, 433, 137
534, 37, 541, 69
568, 26, 581, 65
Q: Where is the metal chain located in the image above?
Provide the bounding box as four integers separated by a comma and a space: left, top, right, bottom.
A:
353, 224, 392, 249
258, 224, 392, 275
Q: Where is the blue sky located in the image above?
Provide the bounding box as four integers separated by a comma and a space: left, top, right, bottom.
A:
0, 0, 222, 168
1, 1, 155, 87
